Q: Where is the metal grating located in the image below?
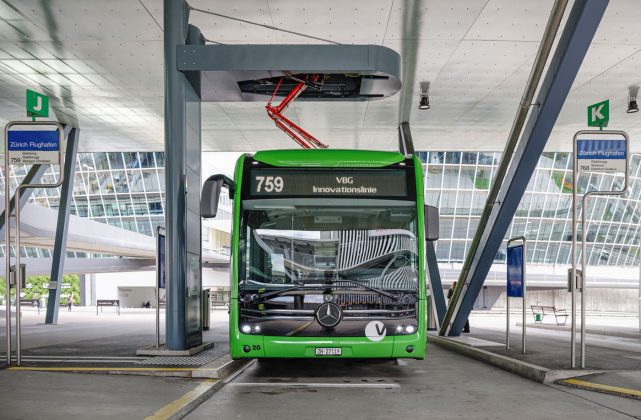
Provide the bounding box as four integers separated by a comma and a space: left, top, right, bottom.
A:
135, 354, 219, 366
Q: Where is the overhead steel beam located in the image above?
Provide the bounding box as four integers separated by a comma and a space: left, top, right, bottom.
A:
45, 127, 79, 324
442, 0, 610, 336
398, 122, 415, 155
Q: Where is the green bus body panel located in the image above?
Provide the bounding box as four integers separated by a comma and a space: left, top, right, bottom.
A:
253, 149, 406, 168
228, 151, 427, 359
230, 332, 426, 359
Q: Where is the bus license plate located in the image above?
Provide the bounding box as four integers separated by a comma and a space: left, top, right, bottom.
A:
315, 348, 341, 356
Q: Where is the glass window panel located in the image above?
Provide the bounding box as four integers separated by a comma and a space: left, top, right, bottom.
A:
455, 192, 472, 215
467, 218, 479, 237
124, 152, 140, 168
461, 152, 477, 165
142, 170, 160, 192
445, 152, 461, 164
108, 153, 124, 169
440, 191, 457, 215
139, 152, 155, 168
154, 152, 165, 167
452, 219, 468, 238
474, 168, 491, 190
96, 171, 112, 194
458, 168, 475, 189
426, 166, 443, 189
443, 168, 459, 188
94, 153, 109, 170
128, 170, 145, 192
436, 240, 450, 260
157, 169, 165, 192
111, 171, 128, 193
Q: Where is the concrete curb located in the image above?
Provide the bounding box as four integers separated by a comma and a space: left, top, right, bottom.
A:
516, 322, 641, 340
428, 335, 550, 383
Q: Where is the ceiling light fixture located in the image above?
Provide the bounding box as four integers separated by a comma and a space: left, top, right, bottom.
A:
627, 95, 639, 113
628, 86, 639, 114
418, 81, 431, 111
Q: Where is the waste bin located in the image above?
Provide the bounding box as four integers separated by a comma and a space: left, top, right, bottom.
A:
202, 289, 211, 330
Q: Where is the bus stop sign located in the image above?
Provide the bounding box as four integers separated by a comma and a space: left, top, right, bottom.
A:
7, 130, 60, 165
576, 138, 626, 173
506, 245, 524, 298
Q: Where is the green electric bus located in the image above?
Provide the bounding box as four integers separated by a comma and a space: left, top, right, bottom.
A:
201, 149, 434, 359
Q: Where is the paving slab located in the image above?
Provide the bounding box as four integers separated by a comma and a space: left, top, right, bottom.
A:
187, 343, 634, 420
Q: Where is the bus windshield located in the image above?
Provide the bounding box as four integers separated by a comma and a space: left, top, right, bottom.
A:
239, 198, 418, 294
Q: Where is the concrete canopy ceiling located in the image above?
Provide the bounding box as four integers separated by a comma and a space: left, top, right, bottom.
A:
0, 0, 640, 153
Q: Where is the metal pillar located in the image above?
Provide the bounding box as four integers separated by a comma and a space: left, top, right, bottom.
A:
0, 164, 47, 238
441, 0, 609, 336
398, 122, 415, 156
45, 127, 79, 324
425, 241, 446, 326
165, 0, 203, 350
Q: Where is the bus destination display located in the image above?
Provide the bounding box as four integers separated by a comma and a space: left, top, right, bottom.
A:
250, 170, 407, 197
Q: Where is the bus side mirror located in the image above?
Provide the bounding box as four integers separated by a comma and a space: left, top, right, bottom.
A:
424, 205, 439, 241
201, 174, 234, 218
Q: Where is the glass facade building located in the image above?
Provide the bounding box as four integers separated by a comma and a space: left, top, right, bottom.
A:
418, 151, 641, 267
2, 150, 639, 269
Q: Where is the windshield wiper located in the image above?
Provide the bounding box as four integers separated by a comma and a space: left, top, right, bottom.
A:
240, 281, 308, 303
311, 274, 401, 302
333, 278, 401, 302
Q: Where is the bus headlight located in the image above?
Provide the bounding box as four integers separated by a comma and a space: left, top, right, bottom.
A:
253, 325, 261, 333
241, 324, 251, 334
396, 325, 404, 333
405, 325, 416, 334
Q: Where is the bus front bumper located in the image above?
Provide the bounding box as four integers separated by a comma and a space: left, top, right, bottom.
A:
231, 333, 425, 359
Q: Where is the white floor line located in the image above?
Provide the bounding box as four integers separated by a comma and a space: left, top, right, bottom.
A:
228, 382, 400, 388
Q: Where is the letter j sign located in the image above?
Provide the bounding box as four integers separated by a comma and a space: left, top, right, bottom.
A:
26, 89, 49, 118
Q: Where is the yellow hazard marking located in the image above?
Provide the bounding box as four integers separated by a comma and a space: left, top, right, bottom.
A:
8, 366, 217, 372
145, 379, 218, 420
562, 378, 641, 398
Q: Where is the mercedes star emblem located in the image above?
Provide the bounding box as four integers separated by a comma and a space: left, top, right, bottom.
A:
315, 302, 342, 328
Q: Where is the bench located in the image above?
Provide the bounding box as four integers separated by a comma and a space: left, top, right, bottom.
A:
530, 305, 568, 326
96, 299, 120, 316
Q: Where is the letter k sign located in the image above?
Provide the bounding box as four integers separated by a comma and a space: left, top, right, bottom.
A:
26, 89, 49, 119
587, 100, 608, 128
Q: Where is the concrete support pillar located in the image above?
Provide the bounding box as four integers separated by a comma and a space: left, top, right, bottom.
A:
164, 0, 203, 349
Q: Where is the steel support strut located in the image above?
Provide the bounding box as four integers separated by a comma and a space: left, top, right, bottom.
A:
441, 0, 609, 336
45, 127, 79, 324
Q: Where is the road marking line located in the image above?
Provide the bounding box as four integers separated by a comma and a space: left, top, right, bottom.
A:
228, 382, 400, 388
561, 378, 641, 398
145, 379, 219, 420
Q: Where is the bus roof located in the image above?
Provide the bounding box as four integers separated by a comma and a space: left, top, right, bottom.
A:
252, 149, 406, 168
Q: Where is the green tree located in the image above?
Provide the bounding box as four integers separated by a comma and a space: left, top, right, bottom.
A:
0, 274, 80, 304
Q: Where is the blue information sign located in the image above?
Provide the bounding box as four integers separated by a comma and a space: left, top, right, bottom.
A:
157, 232, 165, 289
7, 130, 60, 165
506, 245, 524, 298
576, 139, 626, 173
